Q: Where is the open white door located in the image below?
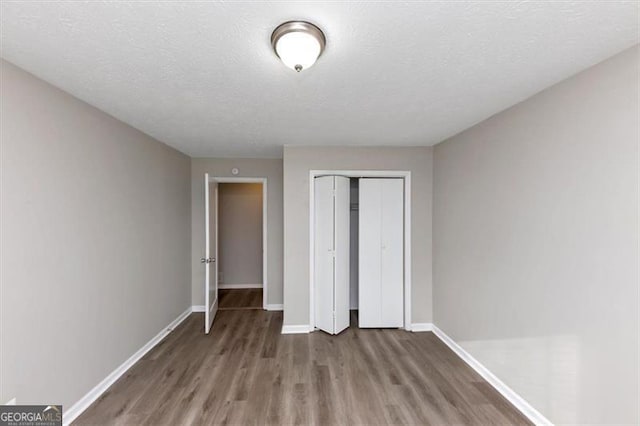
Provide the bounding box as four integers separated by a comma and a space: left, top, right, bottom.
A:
333, 176, 351, 334
204, 174, 218, 334
314, 176, 350, 335
314, 176, 334, 334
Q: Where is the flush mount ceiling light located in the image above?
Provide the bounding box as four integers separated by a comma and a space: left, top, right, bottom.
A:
271, 21, 326, 72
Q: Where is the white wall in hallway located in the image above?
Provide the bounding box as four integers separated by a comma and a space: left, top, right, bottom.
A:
218, 183, 263, 286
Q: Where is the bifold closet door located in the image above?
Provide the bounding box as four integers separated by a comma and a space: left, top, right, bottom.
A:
314, 176, 350, 335
358, 178, 404, 328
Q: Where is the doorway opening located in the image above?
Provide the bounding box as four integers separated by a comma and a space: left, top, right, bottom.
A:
203, 175, 267, 334
218, 182, 264, 310
309, 170, 412, 334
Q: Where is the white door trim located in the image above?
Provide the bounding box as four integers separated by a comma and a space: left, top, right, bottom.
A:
208, 176, 268, 310
309, 170, 412, 331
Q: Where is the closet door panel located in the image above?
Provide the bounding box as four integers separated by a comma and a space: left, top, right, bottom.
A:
334, 176, 351, 334
380, 179, 404, 327
358, 178, 382, 328
314, 176, 335, 334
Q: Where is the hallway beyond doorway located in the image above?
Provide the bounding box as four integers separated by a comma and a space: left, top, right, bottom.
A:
219, 288, 262, 310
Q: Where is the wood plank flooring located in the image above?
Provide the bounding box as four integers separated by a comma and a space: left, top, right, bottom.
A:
74, 309, 531, 425
218, 289, 262, 310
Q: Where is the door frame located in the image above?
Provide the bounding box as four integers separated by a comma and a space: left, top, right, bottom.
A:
207, 176, 268, 310
309, 170, 412, 331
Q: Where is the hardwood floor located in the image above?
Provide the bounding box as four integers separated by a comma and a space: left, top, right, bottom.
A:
218, 289, 262, 310
74, 310, 531, 425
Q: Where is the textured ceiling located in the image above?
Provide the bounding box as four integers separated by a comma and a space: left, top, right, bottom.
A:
1, 2, 638, 158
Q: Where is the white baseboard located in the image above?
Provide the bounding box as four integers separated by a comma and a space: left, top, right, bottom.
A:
4, 397, 16, 405
431, 325, 552, 426
191, 305, 205, 312
63, 306, 192, 425
410, 323, 433, 332
281, 324, 311, 334
218, 284, 262, 289
266, 304, 283, 311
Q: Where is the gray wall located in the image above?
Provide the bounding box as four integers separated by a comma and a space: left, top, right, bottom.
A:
433, 46, 639, 424
218, 183, 263, 286
191, 158, 283, 306
282, 146, 433, 327
0, 60, 191, 407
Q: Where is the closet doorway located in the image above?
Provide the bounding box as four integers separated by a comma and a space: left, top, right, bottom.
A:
309, 170, 411, 334
203, 175, 267, 334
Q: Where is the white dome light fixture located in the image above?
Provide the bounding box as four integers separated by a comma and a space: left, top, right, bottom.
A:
271, 21, 326, 72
